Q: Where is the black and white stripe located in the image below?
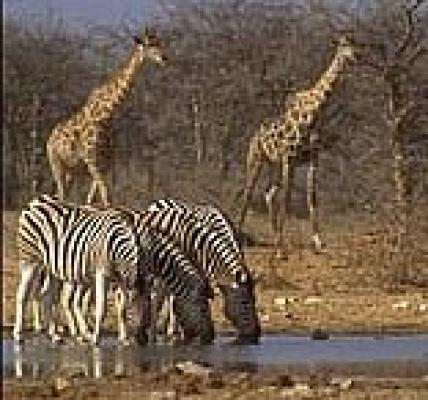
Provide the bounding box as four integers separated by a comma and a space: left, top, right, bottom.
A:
14, 195, 140, 344
14, 195, 214, 345
135, 199, 261, 343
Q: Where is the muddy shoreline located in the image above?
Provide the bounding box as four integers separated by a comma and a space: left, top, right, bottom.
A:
4, 361, 428, 400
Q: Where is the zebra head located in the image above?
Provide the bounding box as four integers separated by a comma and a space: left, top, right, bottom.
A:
218, 270, 261, 344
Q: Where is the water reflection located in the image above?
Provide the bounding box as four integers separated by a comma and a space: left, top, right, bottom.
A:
5, 334, 428, 380
12, 341, 135, 379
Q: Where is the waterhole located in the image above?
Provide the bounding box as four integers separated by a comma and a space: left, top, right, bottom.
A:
3, 334, 428, 379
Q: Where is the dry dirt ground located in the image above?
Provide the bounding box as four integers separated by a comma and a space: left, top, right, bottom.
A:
3, 364, 428, 399
3, 209, 428, 399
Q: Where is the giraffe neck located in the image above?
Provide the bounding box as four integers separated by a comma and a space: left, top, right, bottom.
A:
79, 49, 144, 126
312, 51, 348, 103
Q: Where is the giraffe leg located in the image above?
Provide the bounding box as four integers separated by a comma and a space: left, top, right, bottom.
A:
307, 152, 324, 253
86, 164, 110, 207
47, 148, 67, 201
265, 163, 282, 246
276, 159, 294, 259
238, 138, 264, 229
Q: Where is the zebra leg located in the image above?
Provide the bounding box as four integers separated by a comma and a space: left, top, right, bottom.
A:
14, 263, 37, 344
32, 299, 42, 335
33, 272, 49, 335
40, 274, 62, 343
73, 285, 93, 342
115, 286, 129, 345
14, 343, 23, 378
61, 282, 78, 338
166, 295, 175, 343
92, 346, 102, 378
93, 271, 106, 346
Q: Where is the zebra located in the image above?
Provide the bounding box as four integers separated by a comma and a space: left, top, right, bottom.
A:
14, 195, 141, 345
130, 198, 261, 344
14, 195, 214, 345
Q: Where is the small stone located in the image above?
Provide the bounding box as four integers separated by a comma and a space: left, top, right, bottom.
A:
175, 361, 212, 377
261, 314, 270, 322
311, 329, 329, 340
392, 301, 410, 310
150, 390, 176, 399
418, 304, 428, 312
274, 297, 287, 307
304, 296, 322, 305
330, 377, 353, 390
54, 377, 71, 392
276, 374, 294, 387
281, 383, 312, 397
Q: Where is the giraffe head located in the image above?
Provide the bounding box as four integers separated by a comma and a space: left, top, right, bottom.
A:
335, 35, 356, 63
133, 28, 167, 65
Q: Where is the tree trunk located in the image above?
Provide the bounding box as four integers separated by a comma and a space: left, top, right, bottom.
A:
192, 94, 204, 165
387, 84, 410, 280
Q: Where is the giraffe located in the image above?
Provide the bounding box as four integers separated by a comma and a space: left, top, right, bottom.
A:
238, 36, 357, 258
46, 28, 167, 207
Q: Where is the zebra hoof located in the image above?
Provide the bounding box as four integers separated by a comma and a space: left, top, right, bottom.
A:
50, 333, 63, 344
76, 335, 86, 344
92, 335, 101, 347
118, 336, 131, 346
13, 334, 24, 346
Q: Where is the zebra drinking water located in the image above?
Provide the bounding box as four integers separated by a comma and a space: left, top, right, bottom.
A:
131, 199, 261, 344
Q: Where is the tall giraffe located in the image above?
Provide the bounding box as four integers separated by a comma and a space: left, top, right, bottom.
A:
46, 29, 167, 207
238, 36, 357, 258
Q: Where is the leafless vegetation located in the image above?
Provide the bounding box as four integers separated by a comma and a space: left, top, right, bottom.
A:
3, 0, 427, 286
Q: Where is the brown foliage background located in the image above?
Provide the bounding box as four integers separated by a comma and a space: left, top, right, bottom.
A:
3, 0, 428, 284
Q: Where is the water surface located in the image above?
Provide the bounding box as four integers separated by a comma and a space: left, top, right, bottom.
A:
3, 334, 428, 379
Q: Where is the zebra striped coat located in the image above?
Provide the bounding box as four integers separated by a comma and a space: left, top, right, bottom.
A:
129, 199, 261, 344
14, 195, 214, 345
15, 195, 141, 344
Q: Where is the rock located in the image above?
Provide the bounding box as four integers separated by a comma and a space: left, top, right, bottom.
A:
276, 374, 294, 387
274, 297, 287, 307
304, 296, 322, 305
330, 377, 353, 390
54, 377, 71, 392
261, 314, 270, 323
287, 297, 299, 304
392, 301, 410, 310
311, 329, 329, 340
175, 361, 212, 377
281, 383, 312, 397
150, 390, 176, 399
418, 303, 428, 312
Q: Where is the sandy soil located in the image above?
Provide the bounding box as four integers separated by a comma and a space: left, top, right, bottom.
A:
3, 364, 428, 399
